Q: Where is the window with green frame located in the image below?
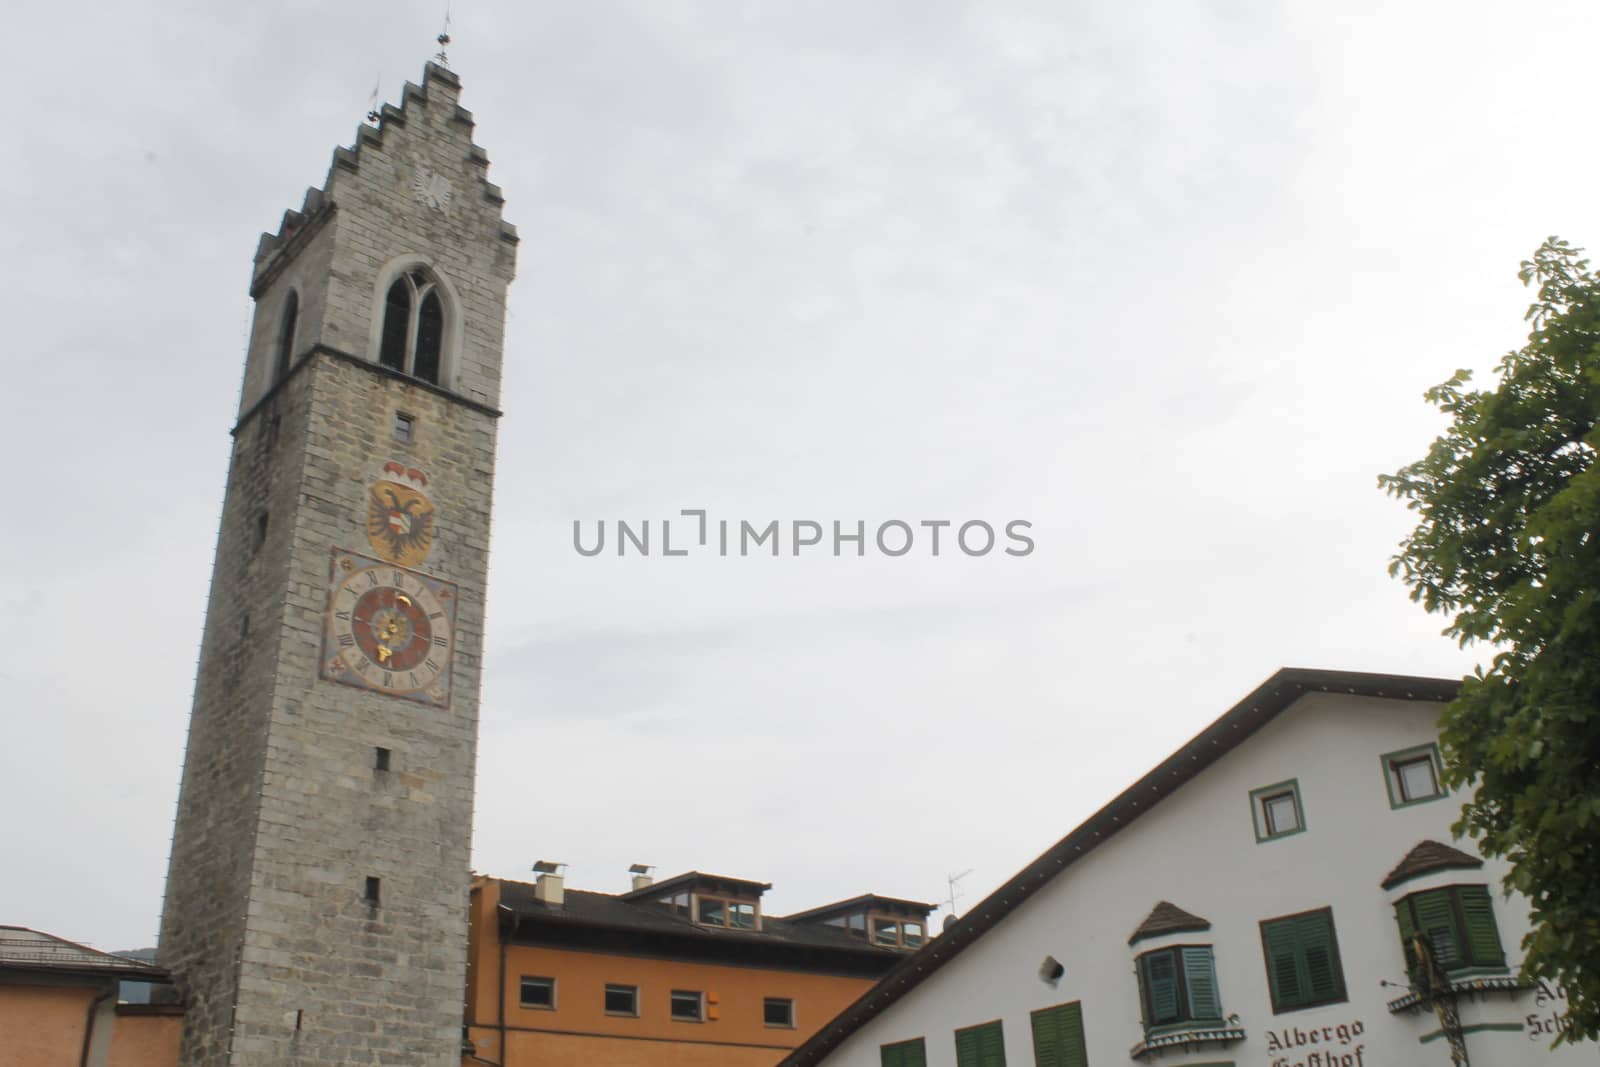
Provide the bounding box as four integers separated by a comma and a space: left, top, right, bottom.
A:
1395, 884, 1506, 980
1248, 779, 1306, 842
1030, 1001, 1087, 1067
1137, 946, 1222, 1031
1380, 743, 1445, 807
1259, 908, 1346, 1013
880, 1037, 927, 1067
954, 1019, 1006, 1067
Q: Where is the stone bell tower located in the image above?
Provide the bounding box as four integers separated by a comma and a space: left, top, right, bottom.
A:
158, 62, 516, 1065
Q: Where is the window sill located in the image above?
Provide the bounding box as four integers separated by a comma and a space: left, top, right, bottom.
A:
1268, 994, 1348, 1016
1129, 1023, 1246, 1059
1386, 973, 1531, 1014
1389, 791, 1448, 810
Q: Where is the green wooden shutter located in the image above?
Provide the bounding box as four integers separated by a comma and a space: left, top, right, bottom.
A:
955, 1027, 979, 1067
977, 1021, 1006, 1066
1394, 898, 1421, 982
956, 1023, 1003, 1067
1263, 920, 1304, 1008
1142, 951, 1181, 1024
1458, 886, 1506, 968
1182, 947, 1222, 1021
883, 1038, 927, 1067
1412, 889, 1463, 969
1058, 1004, 1086, 1067
1031, 1003, 1086, 1067
1297, 912, 1343, 1002
1031, 1008, 1060, 1067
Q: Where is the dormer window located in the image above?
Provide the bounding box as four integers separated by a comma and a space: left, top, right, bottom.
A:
787, 894, 937, 952
378, 269, 445, 385
628, 872, 773, 932
696, 895, 758, 930
873, 918, 925, 949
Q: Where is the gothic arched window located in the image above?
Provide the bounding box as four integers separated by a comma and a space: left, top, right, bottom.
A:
377, 269, 446, 385
274, 290, 299, 383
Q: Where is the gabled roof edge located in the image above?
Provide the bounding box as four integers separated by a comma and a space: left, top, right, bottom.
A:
778, 667, 1460, 1066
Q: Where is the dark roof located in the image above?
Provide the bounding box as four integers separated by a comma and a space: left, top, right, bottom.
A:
780, 667, 1460, 1066
497, 881, 908, 975
1128, 901, 1212, 946
0, 927, 171, 982
785, 894, 938, 924
617, 870, 772, 903
1382, 840, 1484, 890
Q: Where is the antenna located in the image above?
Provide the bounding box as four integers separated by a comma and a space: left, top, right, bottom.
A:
365, 74, 381, 124
945, 868, 974, 917
434, 6, 453, 67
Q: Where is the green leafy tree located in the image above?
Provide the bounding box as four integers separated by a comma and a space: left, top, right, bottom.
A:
1380, 236, 1600, 1042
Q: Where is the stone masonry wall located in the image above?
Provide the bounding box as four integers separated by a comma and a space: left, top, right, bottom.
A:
159, 372, 314, 1067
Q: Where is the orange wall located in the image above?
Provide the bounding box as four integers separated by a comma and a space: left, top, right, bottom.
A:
107, 1009, 182, 1067
0, 984, 97, 1067
489, 1028, 809, 1067
0, 984, 180, 1067
464, 943, 875, 1067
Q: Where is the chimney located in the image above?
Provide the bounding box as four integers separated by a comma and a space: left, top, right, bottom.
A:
628, 863, 655, 892
532, 861, 565, 907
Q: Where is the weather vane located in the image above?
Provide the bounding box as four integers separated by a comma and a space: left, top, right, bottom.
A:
365, 74, 381, 124
435, 7, 453, 67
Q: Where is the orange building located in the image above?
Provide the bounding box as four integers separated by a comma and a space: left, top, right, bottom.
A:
464, 869, 934, 1067
0, 926, 180, 1067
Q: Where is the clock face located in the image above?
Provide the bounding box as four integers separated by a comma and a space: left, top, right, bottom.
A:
321, 550, 457, 707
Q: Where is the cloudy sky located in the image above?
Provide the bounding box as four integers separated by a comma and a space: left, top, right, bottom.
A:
6, 0, 1598, 953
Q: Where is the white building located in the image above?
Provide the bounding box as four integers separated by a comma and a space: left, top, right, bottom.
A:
783, 669, 1591, 1067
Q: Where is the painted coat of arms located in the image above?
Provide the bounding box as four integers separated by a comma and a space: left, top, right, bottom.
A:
367, 461, 436, 567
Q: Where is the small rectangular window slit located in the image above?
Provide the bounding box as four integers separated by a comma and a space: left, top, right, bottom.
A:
364, 877, 381, 905
394, 412, 415, 444
375, 747, 390, 772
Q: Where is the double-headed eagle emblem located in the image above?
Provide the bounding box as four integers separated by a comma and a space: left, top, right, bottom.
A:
367, 462, 436, 567
412, 167, 453, 212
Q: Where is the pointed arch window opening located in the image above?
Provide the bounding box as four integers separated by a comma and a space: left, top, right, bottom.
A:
378, 269, 447, 386
274, 290, 299, 384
